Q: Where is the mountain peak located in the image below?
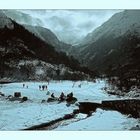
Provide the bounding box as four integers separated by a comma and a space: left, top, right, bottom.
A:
72, 10, 140, 78
80, 10, 140, 45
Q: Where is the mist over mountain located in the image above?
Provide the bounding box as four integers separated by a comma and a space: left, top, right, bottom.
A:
3, 9, 120, 45
3, 10, 72, 53
23, 25, 72, 53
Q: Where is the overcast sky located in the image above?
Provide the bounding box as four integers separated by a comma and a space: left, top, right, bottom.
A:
20, 10, 122, 44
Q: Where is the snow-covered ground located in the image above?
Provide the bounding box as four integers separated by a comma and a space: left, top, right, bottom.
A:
0, 80, 139, 130
55, 109, 139, 131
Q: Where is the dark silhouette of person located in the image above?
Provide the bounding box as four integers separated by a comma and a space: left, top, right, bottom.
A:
23, 84, 25, 88
39, 85, 41, 90
78, 84, 81, 88
59, 92, 65, 101
42, 85, 45, 90
69, 92, 73, 98
51, 93, 55, 98
66, 92, 73, 102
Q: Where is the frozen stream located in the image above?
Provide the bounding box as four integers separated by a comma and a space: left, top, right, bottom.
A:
0, 80, 139, 130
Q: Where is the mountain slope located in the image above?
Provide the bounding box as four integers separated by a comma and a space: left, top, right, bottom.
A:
73, 10, 140, 74
70, 10, 140, 90
0, 11, 90, 81
23, 25, 72, 53
78, 10, 140, 46
3, 10, 72, 53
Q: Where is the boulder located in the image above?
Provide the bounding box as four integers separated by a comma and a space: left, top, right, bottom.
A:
66, 97, 77, 103
14, 92, 21, 97
22, 96, 28, 102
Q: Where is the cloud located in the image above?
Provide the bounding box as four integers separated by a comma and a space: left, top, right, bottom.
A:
19, 9, 122, 44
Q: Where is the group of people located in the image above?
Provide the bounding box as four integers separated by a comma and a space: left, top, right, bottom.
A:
50, 92, 74, 102
39, 85, 48, 90
22, 84, 28, 88
72, 82, 82, 88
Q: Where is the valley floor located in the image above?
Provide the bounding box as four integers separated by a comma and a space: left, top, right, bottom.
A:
0, 80, 139, 130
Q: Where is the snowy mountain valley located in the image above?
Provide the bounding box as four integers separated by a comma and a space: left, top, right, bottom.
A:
0, 10, 140, 130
